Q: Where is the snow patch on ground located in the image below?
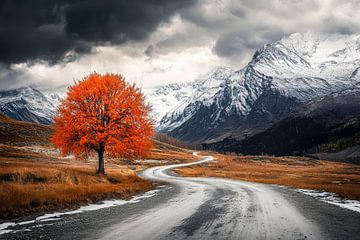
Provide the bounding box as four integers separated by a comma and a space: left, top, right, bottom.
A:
0, 187, 165, 236
14, 145, 75, 160
134, 159, 169, 164
0, 223, 16, 235
297, 189, 360, 213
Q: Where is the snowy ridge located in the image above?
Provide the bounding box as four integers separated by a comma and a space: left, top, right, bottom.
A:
252, 32, 360, 100
144, 83, 192, 123
146, 66, 235, 128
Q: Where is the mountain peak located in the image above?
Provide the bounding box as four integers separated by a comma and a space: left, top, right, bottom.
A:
278, 32, 360, 63
207, 66, 233, 76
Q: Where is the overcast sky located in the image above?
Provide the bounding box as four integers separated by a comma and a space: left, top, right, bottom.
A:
1, 0, 360, 91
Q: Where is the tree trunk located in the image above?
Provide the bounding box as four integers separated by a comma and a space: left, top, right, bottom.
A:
97, 147, 105, 175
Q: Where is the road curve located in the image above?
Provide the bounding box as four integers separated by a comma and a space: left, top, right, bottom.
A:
3, 154, 360, 240
99, 154, 322, 240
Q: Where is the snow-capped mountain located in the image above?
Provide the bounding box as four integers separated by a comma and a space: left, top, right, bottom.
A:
0, 87, 63, 124
147, 32, 360, 143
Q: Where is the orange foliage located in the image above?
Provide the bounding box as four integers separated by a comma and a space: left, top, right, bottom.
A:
52, 73, 153, 173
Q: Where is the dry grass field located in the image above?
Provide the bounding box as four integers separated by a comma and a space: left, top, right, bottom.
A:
0, 145, 150, 220
177, 153, 360, 200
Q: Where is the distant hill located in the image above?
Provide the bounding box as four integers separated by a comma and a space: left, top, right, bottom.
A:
0, 114, 193, 159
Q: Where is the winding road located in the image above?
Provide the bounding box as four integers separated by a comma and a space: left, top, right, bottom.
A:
2, 154, 360, 240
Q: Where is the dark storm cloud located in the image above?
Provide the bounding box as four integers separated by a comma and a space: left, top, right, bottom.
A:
0, 0, 196, 65
193, 0, 360, 62
0, 0, 72, 65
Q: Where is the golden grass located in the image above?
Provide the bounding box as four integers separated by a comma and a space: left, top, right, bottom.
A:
177, 153, 360, 200
0, 146, 153, 220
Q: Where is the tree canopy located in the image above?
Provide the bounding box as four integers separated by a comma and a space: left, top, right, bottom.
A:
52, 73, 153, 174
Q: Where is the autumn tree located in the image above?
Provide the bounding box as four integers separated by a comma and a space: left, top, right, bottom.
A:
52, 73, 153, 174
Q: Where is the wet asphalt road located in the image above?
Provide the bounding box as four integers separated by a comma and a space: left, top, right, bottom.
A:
2, 155, 360, 240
